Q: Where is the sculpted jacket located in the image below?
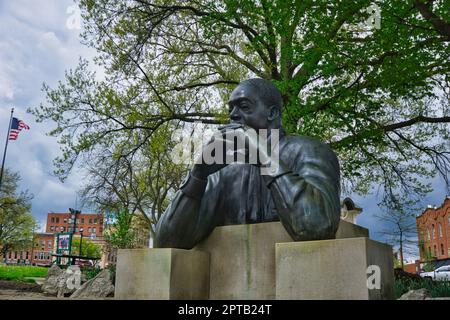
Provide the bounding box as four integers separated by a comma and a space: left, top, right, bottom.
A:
155, 133, 341, 249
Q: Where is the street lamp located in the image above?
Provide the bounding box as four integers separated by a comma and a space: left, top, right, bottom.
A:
79, 228, 84, 257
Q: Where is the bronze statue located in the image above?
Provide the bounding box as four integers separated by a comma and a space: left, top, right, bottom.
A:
155, 78, 341, 249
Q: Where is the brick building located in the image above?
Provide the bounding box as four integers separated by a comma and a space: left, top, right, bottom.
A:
4, 233, 55, 266
46, 212, 104, 239
416, 196, 450, 261
4, 211, 106, 266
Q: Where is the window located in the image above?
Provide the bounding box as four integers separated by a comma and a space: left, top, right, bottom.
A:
64, 218, 67, 223
39, 252, 45, 260
26, 252, 29, 260
99, 227, 103, 233
88, 227, 91, 233
428, 247, 431, 256
432, 225, 436, 239
89, 219, 92, 224
441, 243, 445, 256
76, 219, 80, 224
56, 217, 59, 223
41, 240, 45, 246
439, 223, 443, 237
47, 241, 52, 248
68, 227, 72, 232
93, 227, 96, 233
94, 218, 97, 224
34, 252, 38, 259
434, 245, 437, 257
14, 252, 17, 259
75, 227, 79, 233
81, 218, 84, 224
8, 252, 11, 259
427, 229, 431, 241
61, 226, 65, 232
51, 217, 55, 223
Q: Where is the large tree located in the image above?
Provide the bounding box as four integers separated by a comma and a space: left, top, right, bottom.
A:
30, 0, 450, 209
0, 169, 36, 262
377, 198, 419, 269
79, 126, 186, 239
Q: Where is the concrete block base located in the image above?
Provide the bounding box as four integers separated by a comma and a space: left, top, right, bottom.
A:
115, 248, 209, 299
275, 237, 395, 300
194, 220, 369, 300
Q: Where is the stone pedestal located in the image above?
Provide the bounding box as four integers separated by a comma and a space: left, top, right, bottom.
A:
194, 220, 369, 300
115, 248, 209, 299
275, 237, 394, 300
114, 220, 389, 300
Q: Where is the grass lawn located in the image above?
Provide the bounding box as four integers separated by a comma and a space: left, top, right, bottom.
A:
0, 265, 48, 281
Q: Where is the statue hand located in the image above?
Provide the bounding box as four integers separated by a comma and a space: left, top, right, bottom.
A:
218, 124, 272, 167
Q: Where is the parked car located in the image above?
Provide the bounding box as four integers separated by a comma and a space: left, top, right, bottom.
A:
420, 265, 450, 281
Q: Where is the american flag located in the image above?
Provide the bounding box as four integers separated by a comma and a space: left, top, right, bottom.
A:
9, 117, 30, 140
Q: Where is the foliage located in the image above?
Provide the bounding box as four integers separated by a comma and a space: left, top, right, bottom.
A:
395, 278, 450, 299
104, 208, 136, 249
71, 238, 102, 258
0, 169, 37, 261
81, 265, 102, 280
79, 126, 186, 239
0, 265, 48, 281
29, 0, 450, 210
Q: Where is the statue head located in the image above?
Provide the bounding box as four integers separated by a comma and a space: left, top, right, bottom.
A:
228, 78, 283, 130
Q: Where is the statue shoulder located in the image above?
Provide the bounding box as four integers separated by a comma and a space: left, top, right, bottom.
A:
282, 134, 333, 152
281, 135, 339, 166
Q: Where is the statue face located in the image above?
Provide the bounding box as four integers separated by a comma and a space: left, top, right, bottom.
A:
227, 84, 270, 130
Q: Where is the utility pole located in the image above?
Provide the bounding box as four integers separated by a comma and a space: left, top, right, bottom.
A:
69, 208, 81, 265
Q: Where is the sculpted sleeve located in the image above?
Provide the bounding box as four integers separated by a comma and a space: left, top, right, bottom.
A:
264, 136, 341, 241
154, 172, 222, 249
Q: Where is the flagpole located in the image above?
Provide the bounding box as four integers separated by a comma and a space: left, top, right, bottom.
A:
0, 108, 14, 191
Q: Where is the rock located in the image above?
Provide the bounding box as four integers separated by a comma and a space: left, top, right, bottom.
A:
41, 265, 63, 295
70, 269, 115, 299
42, 265, 84, 297
398, 288, 430, 300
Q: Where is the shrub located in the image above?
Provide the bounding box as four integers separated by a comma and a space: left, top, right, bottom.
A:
395, 277, 450, 299
81, 266, 102, 280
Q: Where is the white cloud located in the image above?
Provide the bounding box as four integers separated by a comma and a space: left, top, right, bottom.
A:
0, 0, 99, 226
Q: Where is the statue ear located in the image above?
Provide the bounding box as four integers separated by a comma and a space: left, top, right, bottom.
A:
268, 105, 279, 121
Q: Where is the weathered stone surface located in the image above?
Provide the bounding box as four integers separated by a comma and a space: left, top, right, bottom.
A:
42, 265, 84, 297
115, 248, 210, 300
71, 269, 114, 299
194, 220, 369, 300
275, 237, 395, 300
41, 265, 63, 295
398, 289, 429, 300
114, 220, 372, 300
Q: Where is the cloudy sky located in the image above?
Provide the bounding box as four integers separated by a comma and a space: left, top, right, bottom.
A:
0, 0, 448, 259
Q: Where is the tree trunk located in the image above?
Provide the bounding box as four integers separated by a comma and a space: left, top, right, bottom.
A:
399, 232, 404, 270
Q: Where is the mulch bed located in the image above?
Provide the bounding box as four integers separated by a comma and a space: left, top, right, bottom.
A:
0, 280, 43, 292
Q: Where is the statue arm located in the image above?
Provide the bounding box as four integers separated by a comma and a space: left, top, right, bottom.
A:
263, 141, 341, 241
154, 172, 219, 249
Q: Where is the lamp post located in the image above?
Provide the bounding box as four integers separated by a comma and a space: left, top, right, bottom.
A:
69, 208, 81, 265
79, 228, 84, 258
